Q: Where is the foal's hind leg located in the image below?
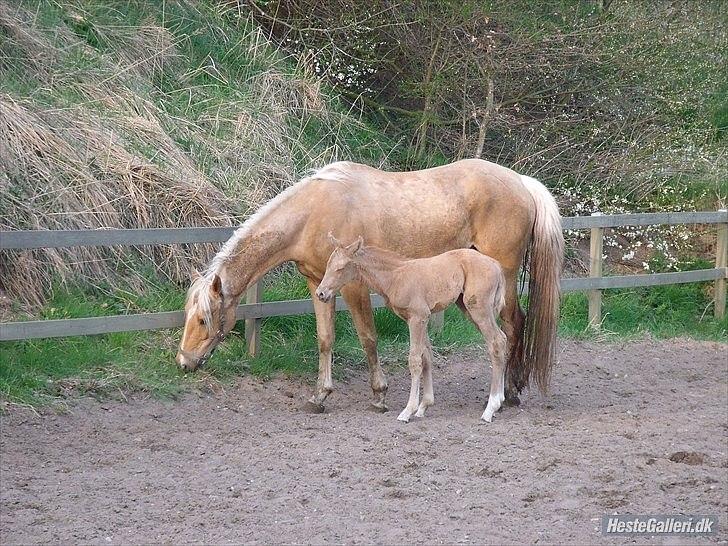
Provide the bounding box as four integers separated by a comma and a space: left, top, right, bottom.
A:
466, 303, 508, 422
415, 337, 434, 417
482, 325, 507, 422
398, 316, 428, 423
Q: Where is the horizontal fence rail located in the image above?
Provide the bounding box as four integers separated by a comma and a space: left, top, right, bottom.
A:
0, 227, 237, 249
1, 210, 726, 343
2, 211, 725, 250
559, 210, 727, 230
0, 295, 387, 342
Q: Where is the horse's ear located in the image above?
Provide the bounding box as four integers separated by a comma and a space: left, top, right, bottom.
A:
211, 274, 222, 296
327, 231, 341, 248
190, 267, 202, 282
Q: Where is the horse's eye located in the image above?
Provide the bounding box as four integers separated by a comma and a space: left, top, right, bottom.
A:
198, 318, 205, 326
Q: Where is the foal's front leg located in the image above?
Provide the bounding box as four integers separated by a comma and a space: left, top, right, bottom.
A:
397, 316, 428, 423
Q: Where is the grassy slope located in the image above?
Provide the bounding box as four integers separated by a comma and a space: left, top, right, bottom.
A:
0, 0, 394, 306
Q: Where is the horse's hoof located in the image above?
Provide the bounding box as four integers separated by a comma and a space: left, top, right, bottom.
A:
302, 401, 325, 414
503, 395, 520, 407
368, 402, 389, 413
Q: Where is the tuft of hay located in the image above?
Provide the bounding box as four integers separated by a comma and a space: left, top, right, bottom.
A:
0, 95, 233, 306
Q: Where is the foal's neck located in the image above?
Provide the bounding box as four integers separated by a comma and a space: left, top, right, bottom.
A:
353, 248, 407, 298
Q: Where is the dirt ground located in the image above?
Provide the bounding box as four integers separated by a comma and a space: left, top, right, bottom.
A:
1, 339, 726, 545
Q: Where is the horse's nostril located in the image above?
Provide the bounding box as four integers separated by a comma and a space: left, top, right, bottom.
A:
176, 354, 191, 371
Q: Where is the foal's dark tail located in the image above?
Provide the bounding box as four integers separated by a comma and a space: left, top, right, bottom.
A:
521, 175, 564, 394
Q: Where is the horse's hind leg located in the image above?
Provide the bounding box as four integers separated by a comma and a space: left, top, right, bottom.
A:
398, 316, 428, 423
341, 283, 388, 412
415, 337, 434, 417
500, 273, 526, 404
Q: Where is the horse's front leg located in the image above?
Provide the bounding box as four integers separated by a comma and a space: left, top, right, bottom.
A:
340, 283, 388, 412
415, 337, 434, 418
398, 316, 428, 423
305, 278, 336, 412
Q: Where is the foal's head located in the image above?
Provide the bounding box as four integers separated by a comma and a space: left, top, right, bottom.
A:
176, 271, 234, 371
316, 234, 363, 303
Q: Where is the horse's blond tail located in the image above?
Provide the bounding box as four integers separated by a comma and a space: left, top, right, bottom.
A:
521, 175, 563, 394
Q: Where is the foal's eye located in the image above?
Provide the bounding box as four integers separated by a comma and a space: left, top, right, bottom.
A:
198, 318, 205, 326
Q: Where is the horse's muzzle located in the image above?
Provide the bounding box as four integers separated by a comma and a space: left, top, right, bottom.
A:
175, 352, 196, 371
176, 350, 208, 372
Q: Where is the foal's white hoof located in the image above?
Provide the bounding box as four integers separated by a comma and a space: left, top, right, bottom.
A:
481, 409, 495, 423
397, 410, 411, 423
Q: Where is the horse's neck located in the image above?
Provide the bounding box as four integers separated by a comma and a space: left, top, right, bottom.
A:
215, 210, 303, 299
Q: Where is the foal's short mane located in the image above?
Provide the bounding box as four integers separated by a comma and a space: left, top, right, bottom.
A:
354, 245, 408, 269
205, 161, 357, 277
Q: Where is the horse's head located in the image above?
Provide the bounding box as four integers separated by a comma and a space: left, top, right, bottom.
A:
176, 271, 235, 371
316, 233, 363, 303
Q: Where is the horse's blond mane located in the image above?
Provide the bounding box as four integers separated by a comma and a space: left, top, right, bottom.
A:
187, 275, 215, 334
206, 161, 357, 277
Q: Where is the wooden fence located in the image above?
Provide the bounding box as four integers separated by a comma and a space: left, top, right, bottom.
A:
1, 210, 726, 355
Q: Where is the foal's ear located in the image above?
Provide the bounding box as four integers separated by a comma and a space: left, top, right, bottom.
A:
210, 274, 222, 296
348, 235, 364, 255
327, 231, 341, 248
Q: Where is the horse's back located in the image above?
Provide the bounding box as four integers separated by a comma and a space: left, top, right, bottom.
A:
319, 159, 528, 196
299, 159, 536, 269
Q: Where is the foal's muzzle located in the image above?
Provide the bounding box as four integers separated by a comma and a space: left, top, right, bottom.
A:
316, 288, 333, 303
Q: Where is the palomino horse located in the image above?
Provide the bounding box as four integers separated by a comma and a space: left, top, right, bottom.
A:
316, 235, 508, 423
176, 159, 563, 411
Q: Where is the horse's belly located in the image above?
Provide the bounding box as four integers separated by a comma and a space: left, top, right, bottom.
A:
371, 203, 472, 257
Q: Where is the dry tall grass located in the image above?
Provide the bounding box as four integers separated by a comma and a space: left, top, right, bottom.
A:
0, 0, 386, 307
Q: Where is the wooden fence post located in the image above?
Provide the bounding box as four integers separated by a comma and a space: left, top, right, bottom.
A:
715, 209, 727, 319
429, 310, 444, 334
245, 281, 262, 357
588, 212, 604, 329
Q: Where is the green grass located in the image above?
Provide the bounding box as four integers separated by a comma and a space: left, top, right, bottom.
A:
559, 285, 727, 339
1, 276, 725, 409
